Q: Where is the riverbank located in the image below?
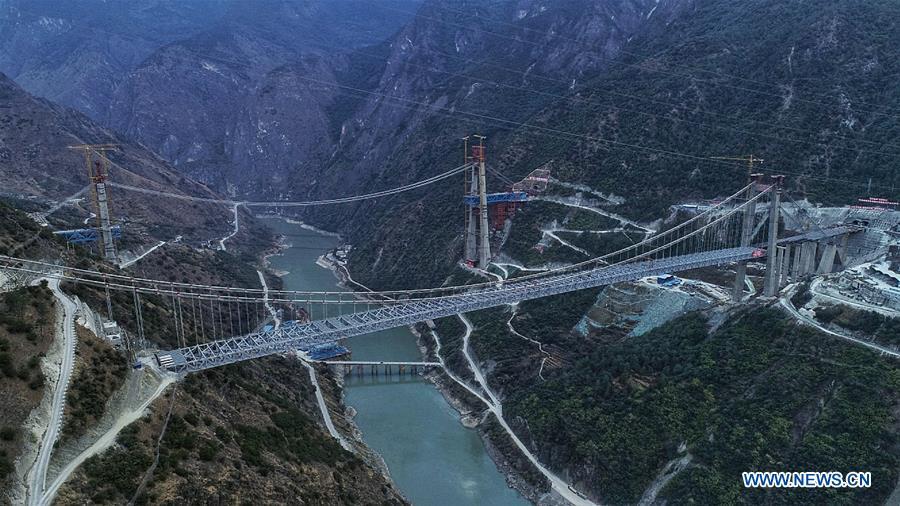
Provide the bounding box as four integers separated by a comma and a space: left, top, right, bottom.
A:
257, 220, 291, 271
320, 244, 549, 504
315, 361, 402, 490
260, 217, 525, 504
256, 214, 341, 238
254, 218, 400, 483
414, 325, 559, 505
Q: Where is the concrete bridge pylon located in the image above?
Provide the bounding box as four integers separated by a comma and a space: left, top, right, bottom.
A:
462, 135, 491, 269
763, 176, 784, 297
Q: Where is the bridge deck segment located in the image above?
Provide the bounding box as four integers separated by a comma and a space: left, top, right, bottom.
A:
157, 247, 757, 373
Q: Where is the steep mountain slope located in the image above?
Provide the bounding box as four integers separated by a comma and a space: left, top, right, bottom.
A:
0, 204, 402, 504
487, 0, 900, 214
54, 359, 406, 505
1, 0, 424, 192
316, 0, 684, 184
104, 0, 422, 190
105, 34, 339, 191
504, 307, 900, 504
0, 0, 230, 119
8, 0, 898, 269
0, 72, 231, 244
317, 0, 900, 290
292, 0, 688, 288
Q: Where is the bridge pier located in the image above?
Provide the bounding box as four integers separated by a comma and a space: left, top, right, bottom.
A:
796, 243, 809, 276
791, 244, 802, 280
771, 246, 782, 289
836, 233, 849, 267
808, 242, 819, 274
763, 180, 783, 297
782, 245, 795, 287
817, 242, 838, 274
777, 245, 790, 288
801, 242, 818, 276
783, 237, 848, 278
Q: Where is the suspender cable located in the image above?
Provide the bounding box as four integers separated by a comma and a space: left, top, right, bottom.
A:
190, 295, 198, 345
199, 293, 207, 343
177, 296, 186, 349
228, 300, 235, 337
217, 297, 224, 339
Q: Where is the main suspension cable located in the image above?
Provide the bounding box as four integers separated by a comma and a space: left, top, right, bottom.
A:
105, 161, 474, 207
0, 183, 756, 302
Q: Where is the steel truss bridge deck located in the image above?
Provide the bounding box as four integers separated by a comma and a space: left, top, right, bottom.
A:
777, 225, 859, 245
157, 247, 756, 373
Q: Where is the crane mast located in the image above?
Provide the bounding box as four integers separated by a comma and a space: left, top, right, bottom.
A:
68, 144, 119, 261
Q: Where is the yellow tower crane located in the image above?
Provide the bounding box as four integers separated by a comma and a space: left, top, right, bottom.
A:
67, 144, 119, 261
710, 154, 764, 182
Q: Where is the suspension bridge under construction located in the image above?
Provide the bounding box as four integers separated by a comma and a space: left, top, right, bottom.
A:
7, 141, 889, 506
0, 142, 869, 374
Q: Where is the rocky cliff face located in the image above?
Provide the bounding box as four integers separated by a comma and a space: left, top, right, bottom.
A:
1, 0, 676, 198
105, 39, 345, 192
315, 0, 681, 185
102, 0, 425, 191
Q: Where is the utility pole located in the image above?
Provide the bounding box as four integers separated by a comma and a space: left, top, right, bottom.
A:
712, 155, 764, 301
473, 135, 491, 268
68, 144, 118, 261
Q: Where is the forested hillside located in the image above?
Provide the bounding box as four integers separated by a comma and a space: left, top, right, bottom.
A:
0, 202, 401, 504
2, 1, 898, 503
325, 0, 900, 291
505, 308, 900, 504
7, 0, 896, 288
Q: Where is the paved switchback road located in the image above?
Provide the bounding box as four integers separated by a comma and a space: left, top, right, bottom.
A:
779, 284, 900, 359
27, 278, 77, 506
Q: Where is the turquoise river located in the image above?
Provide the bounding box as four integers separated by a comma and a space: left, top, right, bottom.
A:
264, 218, 527, 506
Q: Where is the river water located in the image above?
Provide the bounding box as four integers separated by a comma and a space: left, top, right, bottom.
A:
265, 219, 526, 506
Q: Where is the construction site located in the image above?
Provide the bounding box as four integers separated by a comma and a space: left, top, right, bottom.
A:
1, 139, 898, 506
